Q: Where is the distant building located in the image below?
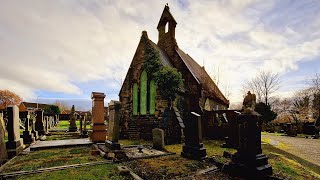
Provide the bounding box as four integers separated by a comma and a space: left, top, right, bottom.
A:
18, 102, 54, 112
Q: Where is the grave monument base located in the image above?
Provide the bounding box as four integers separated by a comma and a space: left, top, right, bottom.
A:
6, 140, 24, 158
90, 123, 107, 143
181, 143, 207, 160
227, 153, 272, 178
105, 140, 121, 150
23, 131, 35, 144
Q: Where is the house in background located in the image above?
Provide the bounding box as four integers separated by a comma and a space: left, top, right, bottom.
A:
119, 5, 229, 143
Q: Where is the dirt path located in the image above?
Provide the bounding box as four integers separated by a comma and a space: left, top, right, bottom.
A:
262, 134, 320, 166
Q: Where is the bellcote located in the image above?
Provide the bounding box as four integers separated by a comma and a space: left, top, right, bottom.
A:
157, 4, 178, 56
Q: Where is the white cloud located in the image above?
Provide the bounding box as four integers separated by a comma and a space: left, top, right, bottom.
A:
0, 0, 319, 105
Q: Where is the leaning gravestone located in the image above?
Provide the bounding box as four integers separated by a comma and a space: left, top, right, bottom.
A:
106, 100, 121, 150
0, 112, 8, 164
35, 110, 45, 136
6, 105, 24, 158
22, 112, 35, 144
181, 112, 207, 160
152, 128, 165, 150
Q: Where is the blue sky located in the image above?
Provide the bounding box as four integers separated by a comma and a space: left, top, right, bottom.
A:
0, 0, 319, 110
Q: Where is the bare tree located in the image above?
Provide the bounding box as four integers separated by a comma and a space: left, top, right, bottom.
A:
307, 73, 320, 119
243, 71, 280, 105
53, 100, 70, 112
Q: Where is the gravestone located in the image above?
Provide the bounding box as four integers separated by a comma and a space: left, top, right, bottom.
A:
90, 92, 107, 142
68, 105, 78, 132
79, 115, 83, 134
35, 110, 45, 136
44, 116, 49, 134
0, 112, 8, 164
22, 112, 35, 144
106, 100, 121, 150
6, 106, 24, 158
181, 112, 207, 160
30, 113, 38, 140
81, 113, 89, 138
152, 128, 165, 150
228, 110, 272, 178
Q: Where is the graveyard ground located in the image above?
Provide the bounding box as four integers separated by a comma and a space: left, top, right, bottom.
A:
1, 136, 320, 179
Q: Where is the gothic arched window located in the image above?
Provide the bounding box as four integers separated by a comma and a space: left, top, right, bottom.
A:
140, 70, 147, 115
132, 83, 138, 115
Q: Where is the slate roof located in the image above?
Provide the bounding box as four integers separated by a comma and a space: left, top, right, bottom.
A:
176, 48, 229, 105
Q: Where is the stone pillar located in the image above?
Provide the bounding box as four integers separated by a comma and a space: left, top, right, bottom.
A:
22, 112, 35, 144
181, 112, 207, 160
228, 112, 272, 178
152, 128, 165, 150
90, 92, 107, 143
6, 105, 24, 158
106, 100, 121, 149
0, 112, 8, 164
35, 110, 45, 136
79, 115, 83, 134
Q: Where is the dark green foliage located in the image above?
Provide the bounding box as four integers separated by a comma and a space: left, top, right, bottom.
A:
154, 66, 183, 100
143, 43, 162, 76
255, 102, 277, 122
44, 105, 61, 115
142, 38, 183, 101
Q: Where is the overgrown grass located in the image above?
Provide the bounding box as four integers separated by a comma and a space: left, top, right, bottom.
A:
46, 132, 80, 141
17, 164, 125, 180
1, 147, 104, 173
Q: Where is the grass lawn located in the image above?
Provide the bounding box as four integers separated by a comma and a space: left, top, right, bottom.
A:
46, 131, 81, 141
122, 139, 320, 179
17, 164, 124, 180
53, 120, 81, 129
1, 147, 104, 173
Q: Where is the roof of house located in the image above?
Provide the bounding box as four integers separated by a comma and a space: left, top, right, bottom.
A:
20, 102, 52, 109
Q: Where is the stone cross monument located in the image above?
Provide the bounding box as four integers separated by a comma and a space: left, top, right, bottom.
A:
22, 112, 35, 144
90, 92, 107, 143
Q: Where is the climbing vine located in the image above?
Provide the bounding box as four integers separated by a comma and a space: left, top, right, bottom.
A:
142, 37, 183, 101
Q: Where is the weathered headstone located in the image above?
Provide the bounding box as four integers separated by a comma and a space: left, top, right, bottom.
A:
44, 116, 49, 134
0, 112, 8, 164
181, 112, 207, 160
228, 110, 272, 178
6, 106, 24, 158
79, 115, 83, 134
30, 113, 38, 140
106, 100, 121, 150
152, 128, 165, 150
68, 105, 78, 132
35, 110, 45, 136
81, 113, 89, 138
90, 92, 107, 142
22, 112, 35, 144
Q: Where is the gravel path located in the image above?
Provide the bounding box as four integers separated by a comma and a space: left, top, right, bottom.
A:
262, 134, 320, 166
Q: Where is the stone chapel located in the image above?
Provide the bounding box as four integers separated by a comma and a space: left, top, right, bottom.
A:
119, 5, 229, 143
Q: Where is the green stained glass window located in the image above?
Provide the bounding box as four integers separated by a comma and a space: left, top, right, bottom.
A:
132, 83, 138, 115
140, 70, 147, 115
149, 80, 156, 115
